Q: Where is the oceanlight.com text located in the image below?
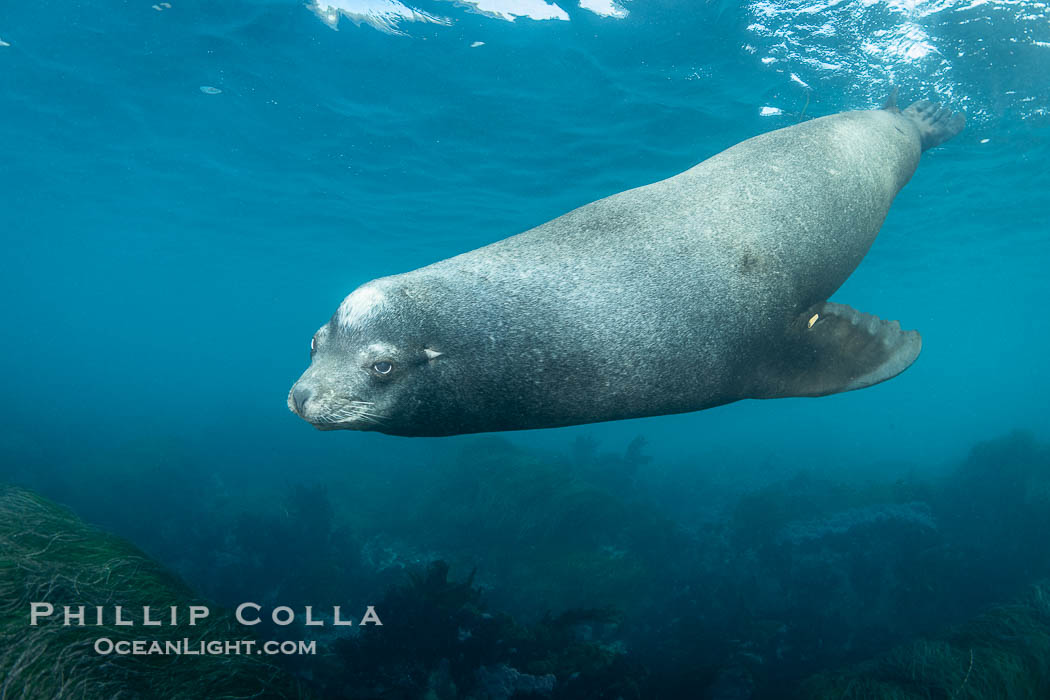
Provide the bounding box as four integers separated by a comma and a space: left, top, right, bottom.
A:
93, 638, 317, 656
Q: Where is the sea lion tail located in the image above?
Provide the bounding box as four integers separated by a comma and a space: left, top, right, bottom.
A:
902, 98, 966, 151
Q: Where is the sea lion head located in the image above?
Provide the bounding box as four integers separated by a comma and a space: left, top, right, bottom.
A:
287, 279, 449, 436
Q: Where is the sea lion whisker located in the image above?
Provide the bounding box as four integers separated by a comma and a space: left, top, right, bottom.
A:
326, 407, 360, 422
314, 404, 388, 426
354, 411, 389, 424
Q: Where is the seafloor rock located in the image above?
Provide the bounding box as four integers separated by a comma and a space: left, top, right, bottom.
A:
775, 502, 937, 546
0, 484, 305, 699
707, 664, 756, 700
473, 663, 556, 699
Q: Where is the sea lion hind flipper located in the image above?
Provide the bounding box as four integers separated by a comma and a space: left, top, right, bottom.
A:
902, 99, 965, 151
881, 86, 900, 112
753, 302, 922, 399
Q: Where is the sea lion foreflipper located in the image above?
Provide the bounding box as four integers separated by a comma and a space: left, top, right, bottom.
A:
902, 99, 966, 151
753, 302, 922, 399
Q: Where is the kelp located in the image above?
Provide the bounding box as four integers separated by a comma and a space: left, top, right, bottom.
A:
327, 560, 644, 700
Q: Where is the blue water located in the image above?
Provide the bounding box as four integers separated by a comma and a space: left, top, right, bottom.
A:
3, 0, 1048, 467
1, 0, 1048, 695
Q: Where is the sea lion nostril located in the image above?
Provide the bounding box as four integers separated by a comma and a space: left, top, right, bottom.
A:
292, 384, 313, 414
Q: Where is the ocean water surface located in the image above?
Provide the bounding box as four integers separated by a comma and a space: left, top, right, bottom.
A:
1, 0, 1049, 697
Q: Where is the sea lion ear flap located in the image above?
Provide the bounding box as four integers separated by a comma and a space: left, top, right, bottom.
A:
424, 348, 443, 361
751, 302, 922, 399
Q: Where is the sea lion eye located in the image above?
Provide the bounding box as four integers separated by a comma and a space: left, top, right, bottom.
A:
373, 361, 393, 375
310, 337, 316, 353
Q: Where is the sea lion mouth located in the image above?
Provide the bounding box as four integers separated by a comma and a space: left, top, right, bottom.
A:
288, 380, 385, 429
305, 400, 387, 431
310, 418, 382, 432
312, 422, 349, 431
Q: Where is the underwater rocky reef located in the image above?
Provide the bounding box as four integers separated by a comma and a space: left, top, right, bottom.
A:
0, 484, 305, 699
801, 577, 1050, 698
2, 430, 1049, 698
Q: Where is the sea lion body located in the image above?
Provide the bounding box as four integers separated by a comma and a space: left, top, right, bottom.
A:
289, 98, 963, 436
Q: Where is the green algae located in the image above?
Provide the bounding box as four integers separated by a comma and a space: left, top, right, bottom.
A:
0, 484, 306, 699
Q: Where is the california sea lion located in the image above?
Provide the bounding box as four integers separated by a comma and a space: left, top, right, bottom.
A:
288, 95, 964, 437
